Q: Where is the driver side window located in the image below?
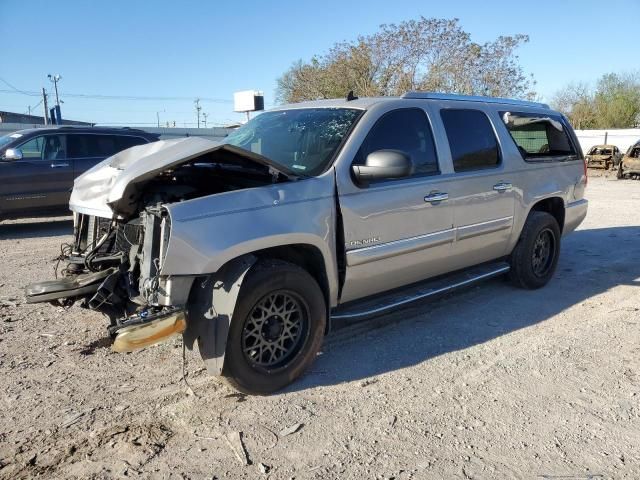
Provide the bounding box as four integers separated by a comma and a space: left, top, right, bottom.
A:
17, 136, 45, 160
354, 108, 439, 179
18, 135, 67, 161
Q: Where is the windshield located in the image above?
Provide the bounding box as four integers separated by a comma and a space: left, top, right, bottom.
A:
0, 133, 22, 149
588, 147, 612, 155
224, 108, 361, 176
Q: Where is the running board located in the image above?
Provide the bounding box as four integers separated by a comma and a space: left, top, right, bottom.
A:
331, 261, 510, 324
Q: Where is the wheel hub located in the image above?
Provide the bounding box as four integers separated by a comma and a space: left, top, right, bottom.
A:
532, 229, 554, 276
262, 315, 285, 341
241, 291, 308, 369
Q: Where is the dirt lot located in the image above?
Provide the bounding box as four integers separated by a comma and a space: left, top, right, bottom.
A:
1, 176, 639, 479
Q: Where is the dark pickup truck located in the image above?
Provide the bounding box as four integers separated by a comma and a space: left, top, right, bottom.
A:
0, 126, 159, 220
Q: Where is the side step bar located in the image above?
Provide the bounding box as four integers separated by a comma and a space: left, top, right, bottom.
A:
331, 261, 510, 324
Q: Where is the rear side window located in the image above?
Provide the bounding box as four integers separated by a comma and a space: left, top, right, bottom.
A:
117, 136, 148, 150
355, 108, 439, 178
501, 111, 576, 160
68, 134, 147, 158
440, 109, 500, 172
93, 135, 118, 156
67, 135, 90, 158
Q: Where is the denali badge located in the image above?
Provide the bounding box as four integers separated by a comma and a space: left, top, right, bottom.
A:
347, 237, 381, 248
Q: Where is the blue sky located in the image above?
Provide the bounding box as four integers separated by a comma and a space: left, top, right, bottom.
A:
1, 0, 638, 127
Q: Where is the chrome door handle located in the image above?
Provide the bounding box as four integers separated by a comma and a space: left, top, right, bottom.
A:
493, 182, 512, 192
50, 163, 69, 168
424, 192, 449, 203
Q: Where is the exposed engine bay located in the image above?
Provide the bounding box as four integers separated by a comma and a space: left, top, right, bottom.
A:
25, 144, 292, 348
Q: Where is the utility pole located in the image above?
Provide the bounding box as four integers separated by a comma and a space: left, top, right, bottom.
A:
194, 98, 201, 128
156, 109, 165, 128
42, 87, 49, 125
48, 74, 62, 124
202, 112, 208, 128
47, 74, 62, 107
48, 74, 62, 106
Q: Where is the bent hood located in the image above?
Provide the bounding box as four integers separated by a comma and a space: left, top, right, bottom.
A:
69, 136, 295, 218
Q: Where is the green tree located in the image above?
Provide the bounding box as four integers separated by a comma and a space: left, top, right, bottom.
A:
276, 17, 535, 104
594, 73, 640, 128
552, 72, 640, 129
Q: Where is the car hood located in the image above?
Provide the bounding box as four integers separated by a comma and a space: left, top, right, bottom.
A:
69, 136, 295, 218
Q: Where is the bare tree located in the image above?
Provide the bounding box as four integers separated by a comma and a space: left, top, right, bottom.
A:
276, 17, 535, 103
551, 82, 597, 130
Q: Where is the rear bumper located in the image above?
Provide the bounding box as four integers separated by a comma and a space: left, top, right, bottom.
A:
587, 163, 607, 169
563, 199, 588, 236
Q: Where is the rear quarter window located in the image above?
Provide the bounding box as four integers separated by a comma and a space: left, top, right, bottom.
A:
501, 111, 577, 161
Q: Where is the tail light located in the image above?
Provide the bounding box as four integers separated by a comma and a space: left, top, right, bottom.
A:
583, 158, 588, 186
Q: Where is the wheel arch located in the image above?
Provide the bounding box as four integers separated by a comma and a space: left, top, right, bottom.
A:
184, 243, 334, 376
529, 196, 565, 232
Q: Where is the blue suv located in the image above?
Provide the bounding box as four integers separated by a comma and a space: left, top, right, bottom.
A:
0, 126, 159, 220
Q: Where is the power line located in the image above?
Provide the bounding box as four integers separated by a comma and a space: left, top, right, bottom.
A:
0, 78, 41, 96
0, 84, 233, 103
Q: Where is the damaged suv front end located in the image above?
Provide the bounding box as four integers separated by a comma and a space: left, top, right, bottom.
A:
25, 136, 306, 351
25, 107, 359, 389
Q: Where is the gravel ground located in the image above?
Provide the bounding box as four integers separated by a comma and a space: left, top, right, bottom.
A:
0, 175, 639, 479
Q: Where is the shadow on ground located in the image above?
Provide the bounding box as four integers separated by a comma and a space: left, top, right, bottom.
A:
287, 226, 640, 392
0, 217, 73, 240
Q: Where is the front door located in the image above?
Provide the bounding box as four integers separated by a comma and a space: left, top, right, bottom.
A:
0, 133, 74, 216
337, 107, 456, 303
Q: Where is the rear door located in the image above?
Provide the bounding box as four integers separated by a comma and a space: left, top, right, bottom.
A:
336, 106, 456, 303
0, 133, 74, 215
69, 134, 150, 177
437, 108, 516, 270
68, 134, 115, 178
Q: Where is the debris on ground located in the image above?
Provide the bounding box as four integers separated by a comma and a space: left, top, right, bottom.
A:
279, 423, 303, 437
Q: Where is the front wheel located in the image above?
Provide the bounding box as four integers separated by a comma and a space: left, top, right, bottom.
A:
222, 260, 326, 394
509, 211, 561, 289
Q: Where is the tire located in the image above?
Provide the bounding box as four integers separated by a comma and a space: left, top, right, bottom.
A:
222, 259, 326, 394
509, 211, 561, 289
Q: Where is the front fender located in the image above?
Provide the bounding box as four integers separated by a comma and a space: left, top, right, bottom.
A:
161, 175, 339, 304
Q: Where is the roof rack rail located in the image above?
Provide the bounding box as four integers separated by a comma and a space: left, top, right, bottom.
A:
401, 91, 549, 109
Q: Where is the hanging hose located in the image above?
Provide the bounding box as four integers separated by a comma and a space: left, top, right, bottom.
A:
84, 223, 115, 272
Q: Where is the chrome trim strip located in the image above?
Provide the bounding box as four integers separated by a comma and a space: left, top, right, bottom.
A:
346, 228, 455, 267
331, 264, 511, 321
456, 216, 513, 241
566, 198, 588, 209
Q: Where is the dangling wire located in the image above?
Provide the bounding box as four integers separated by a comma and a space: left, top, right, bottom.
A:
53, 242, 73, 279
182, 336, 198, 397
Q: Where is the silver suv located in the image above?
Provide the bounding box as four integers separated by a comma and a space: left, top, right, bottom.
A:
27, 92, 588, 393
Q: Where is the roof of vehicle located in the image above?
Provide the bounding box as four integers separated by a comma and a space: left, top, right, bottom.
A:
5, 126, 159, 137
273, 91, 551, 111
589, 144, 616, 149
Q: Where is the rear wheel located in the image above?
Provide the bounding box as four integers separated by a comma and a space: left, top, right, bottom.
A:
222, 260, 326, 394
509, 211, 561, 289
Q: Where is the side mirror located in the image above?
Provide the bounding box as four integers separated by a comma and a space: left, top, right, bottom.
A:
3, 148, 23, 161
352, 150, 412, 183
